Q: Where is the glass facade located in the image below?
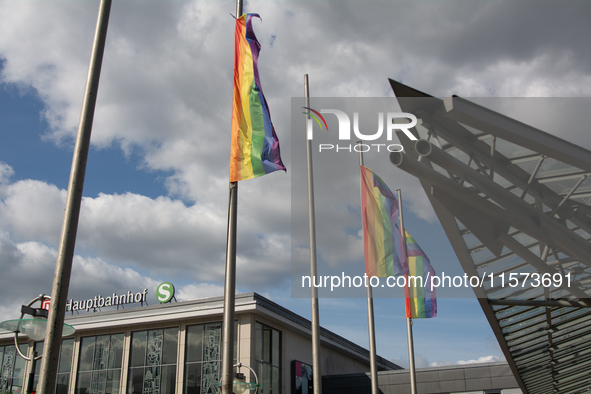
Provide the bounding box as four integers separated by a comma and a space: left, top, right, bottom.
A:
128, 328, 178, 394
184, 321, 237, 394
184, 322, 222, 394
255, 322, 281, 394
76, 333, 124, 394
33, 338, 75, 394
0, 343, 27, 393
0, 318, 243, 394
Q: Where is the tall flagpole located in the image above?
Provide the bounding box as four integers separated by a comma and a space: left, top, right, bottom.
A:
397, 189, 417, 394
304, 74, 323, 394
221, 1, 243, 393
38, 1, 112, 393
358, 143, 379, 394
221, 178, 238, 394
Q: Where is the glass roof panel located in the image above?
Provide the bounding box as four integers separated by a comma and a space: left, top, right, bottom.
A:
461, 232, 482, 249
392, 84, 591, 394
542, 176, 589, 196
536, 157, 579, 179
493, 138, 537, 159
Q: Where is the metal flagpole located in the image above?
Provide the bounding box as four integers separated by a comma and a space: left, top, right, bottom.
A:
304, 74, 323, 394
397, 189, 417, 394
221, 1, 243, 393
406, 308, 418, 394
358, 143, 379, 394
221, 181, 238, 394
38, 1, 112, 393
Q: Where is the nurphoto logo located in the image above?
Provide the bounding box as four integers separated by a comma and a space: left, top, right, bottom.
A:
303, 107, 418, 153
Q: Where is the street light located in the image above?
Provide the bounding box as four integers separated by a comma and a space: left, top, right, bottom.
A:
0, 294, 75, 393
216, 362, 261, 394
233, 363, 261, 394
233, 372, 248, 394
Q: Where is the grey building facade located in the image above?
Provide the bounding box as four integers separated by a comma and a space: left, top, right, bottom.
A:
323, 361, 521, 394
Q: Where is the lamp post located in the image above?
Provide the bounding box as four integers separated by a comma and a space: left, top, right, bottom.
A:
217, 362, 261, 394
0, 295, 75, 393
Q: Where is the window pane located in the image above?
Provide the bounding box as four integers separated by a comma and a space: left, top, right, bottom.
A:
33, 340, 73, 390
130, 329, 177, 394
128, 367, 144, 394
184, 323, 229, 394
146, 330, 164, 366
0, 344, 24, 393
272, 366, 280, 394
75, 371, 92, 394
201, 360, 220, 394
256, 363, 263, 394
263, 328, 271, 363
34, 341, 44, 354
130, 331, 147, 367
255, 323, 281, 394
161, 364, 177, 394
34, 341, 44, 381
56, 373, 70, 394
184, 363, 202, 394
234, 320, 238, 360
272, 330, 280, 367
263, 363, 272, 394
77, 334, 123, 394
13, 343, 26, 374
109, 333, 124, 370
186, 325, 204, 363
94, 335, 111, 370
105, 368, 121, 394
162, 327, 178, 366
10, 377, 24, 394
202, 324, 222, 394
79, 337, 95, 372
203, 323, 222, 362
143, 366, 160, 393
59, 338, 75, 373
255, 323, 263, 361
91, 370, 108, 392
0, 347, 8, 392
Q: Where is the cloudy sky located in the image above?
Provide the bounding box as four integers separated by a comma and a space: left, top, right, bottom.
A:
1, 0, 590, 369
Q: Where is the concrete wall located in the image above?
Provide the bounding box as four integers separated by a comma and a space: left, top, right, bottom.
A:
253, 311, 373, 394
323, 362, 522, 394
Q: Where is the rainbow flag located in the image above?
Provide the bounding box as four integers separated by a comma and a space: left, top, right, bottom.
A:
230, 14, 286, 182
404, 230, 437, 319
360, 166, 405, 278
360, 166, 437, 319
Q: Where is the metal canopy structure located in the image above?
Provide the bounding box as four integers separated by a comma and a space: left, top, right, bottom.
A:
388, 79, 591, 394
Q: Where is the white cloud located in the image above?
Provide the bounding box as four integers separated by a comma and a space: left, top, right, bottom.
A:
392, 354, 506, 369
0, 176, 291, 290
176, 283, 224, 302
0, 232, 160, 320
0, 162, 13, 184
0, 179, 65, 245
456, 355, 505, 365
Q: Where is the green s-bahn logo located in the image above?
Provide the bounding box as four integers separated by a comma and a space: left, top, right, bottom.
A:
156, 282, 175, 303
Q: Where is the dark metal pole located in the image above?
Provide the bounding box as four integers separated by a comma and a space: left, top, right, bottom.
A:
221, 2, 243, 393
358, 144, 379, 394
304, 74, 323, 394
397, 189, 417, 394
38, 1, 111, 393
221, 182, 239, 394
27, 351, 38, 393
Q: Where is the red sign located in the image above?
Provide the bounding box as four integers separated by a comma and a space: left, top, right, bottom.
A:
41, 299, 50, 310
